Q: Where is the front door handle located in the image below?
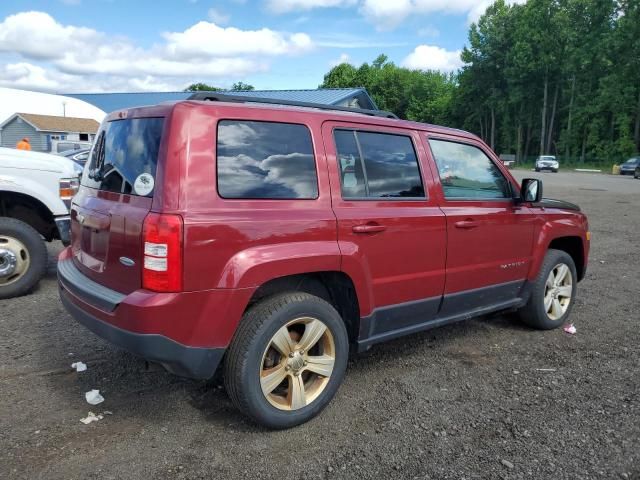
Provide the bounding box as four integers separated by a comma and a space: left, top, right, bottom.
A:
454, 219, 479, 229
352, 223, 387, 234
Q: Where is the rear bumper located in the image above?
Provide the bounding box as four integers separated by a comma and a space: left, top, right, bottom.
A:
60, 288, 224, 379
56, 250, 254, 379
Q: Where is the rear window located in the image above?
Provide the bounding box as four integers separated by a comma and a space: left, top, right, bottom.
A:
216, 120, 318, 199
82, 117, 164, 197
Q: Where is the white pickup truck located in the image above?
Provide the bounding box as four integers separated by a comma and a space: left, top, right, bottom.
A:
0, 147, 82, 298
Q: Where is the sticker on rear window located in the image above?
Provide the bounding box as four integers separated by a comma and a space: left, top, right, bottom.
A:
134, 173, 154, 196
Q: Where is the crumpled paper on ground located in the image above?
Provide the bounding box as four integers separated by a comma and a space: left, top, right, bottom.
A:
85, 389, 104, 405
80, 411, 112, 425
80, 412, 103, 424
71, 362, 87, 372
563, 324, 577, 335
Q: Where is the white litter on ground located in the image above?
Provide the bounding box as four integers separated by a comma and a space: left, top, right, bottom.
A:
564, 324, 577, 335
85, 389, 104, 405
71, 362, 87, 372
80, 412, 103, 424
536, 368, 557, 372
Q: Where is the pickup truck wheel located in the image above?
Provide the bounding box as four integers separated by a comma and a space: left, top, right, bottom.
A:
518, 249, 577, 330
0, 217, 47, 299
224, 292, 348, 429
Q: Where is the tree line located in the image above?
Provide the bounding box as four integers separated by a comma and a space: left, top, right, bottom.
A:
321, 0, 639, 163
185, 81, 255, 92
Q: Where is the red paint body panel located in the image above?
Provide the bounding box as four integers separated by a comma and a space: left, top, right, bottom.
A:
528, 211, 590, 281
60, 100, 590, 352
420, 133, 538, 294
70, 189, 153, 294
322, 121, 446, 316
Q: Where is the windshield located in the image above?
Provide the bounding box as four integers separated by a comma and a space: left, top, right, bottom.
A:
539, 156, 556, 161
623, 158, 638, 165
81, 117, 164, 197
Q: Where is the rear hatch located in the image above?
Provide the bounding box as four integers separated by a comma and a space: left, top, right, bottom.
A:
70, 116, 165, 294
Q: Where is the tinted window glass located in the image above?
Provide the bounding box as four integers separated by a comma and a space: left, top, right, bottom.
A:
335, 130, 424, 199
334, 130, 367, 198
217, 120, 318, 199
82, 118, 164, 197
428, 139, 510, 199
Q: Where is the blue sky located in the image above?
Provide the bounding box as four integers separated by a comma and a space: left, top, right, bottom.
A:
0, 0, 513, 93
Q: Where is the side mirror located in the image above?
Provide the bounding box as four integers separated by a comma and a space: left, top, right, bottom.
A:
520, 178, 543, 203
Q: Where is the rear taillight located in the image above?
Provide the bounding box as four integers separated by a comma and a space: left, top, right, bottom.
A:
142, 213, 183, 292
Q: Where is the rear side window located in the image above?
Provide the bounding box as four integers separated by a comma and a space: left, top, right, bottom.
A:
428, 139, 510, 200
334, 130, 424, 199
82, 117, 164, 197
217, 120, 318, 199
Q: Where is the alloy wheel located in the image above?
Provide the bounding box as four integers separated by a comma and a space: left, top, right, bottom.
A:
260, 317, 336, 411
544, 263, 573, 320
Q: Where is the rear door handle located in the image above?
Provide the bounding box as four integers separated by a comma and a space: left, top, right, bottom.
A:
454, 219, 479, 229
352, 224, 387, 234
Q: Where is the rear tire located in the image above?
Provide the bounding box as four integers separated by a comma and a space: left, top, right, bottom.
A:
224, 292, 349, 429
0, 217, 47, 299
517, 249, 577, 330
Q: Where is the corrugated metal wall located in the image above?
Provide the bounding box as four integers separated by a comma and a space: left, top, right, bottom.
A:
0, 118, 48, 151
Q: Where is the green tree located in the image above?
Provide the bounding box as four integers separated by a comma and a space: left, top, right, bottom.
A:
231, 82, 255, 91
184, 82, 221, 92
320, 54, 456, 124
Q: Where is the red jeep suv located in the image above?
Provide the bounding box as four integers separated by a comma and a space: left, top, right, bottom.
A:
58, 94, 590, 429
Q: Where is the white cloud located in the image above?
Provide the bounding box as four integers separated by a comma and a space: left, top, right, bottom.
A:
164, 22, 312, 58
266, 0, 356, 14
208, 8, 230, 25
0, 62, 68, 91
0, 11, 311, 93
329, 53, 351, 67
0, 11, 101, 60
359, 0, 527, 30
359, 0, 413, 30
401, 45, 463, 71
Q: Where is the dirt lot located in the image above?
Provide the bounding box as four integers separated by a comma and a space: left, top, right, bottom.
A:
1, 171, 638, 479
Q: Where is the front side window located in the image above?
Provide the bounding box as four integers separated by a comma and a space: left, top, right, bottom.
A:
334, 130, 424, 199
217, 120, 318, 199
428, 139, 510, 200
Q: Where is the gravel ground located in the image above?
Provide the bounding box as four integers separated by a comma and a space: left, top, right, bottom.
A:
1, 171, 638, 480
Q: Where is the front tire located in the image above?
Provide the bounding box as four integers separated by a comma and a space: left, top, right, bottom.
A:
224, 292, 349, 429
517, 249, 577, 330
0, 217, 47, 299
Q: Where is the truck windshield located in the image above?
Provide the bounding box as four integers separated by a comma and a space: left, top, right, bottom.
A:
81, 117, 164, 197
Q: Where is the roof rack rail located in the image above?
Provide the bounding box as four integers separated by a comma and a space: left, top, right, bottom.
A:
186, 92, 398, 119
